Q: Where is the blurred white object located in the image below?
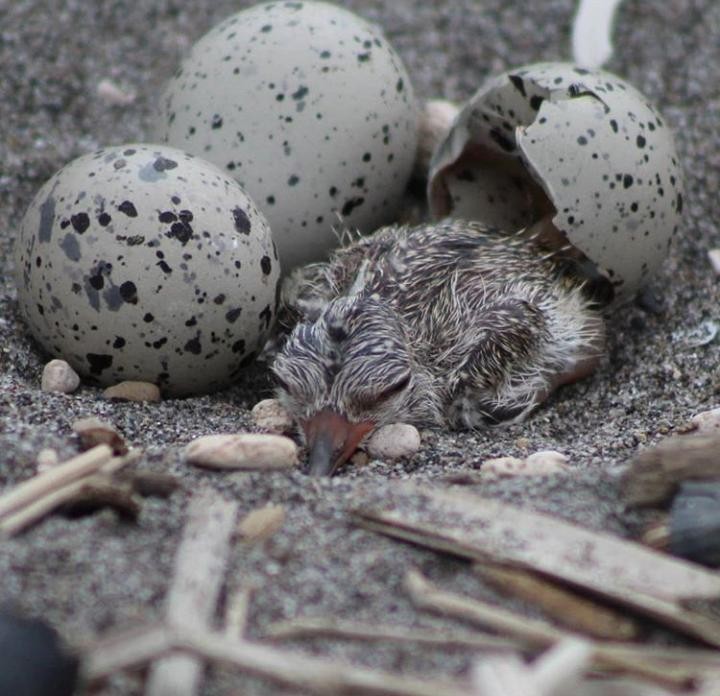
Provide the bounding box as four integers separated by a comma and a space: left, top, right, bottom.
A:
572, 0, 624, 68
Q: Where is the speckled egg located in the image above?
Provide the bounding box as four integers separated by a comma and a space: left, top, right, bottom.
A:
429, 62, 685, 301
153, 1, 418, 273
14, 144, 280, 397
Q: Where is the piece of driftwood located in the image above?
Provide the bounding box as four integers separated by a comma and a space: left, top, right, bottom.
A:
623, 434, 720, 506
85, 623, 471, 696
475, 564, 638, 640
266, 616, 518, 651
471, 653, 542, 696
354, 485, 720, 646
0, 448, 140, 537
0, 444, 113, 520
405, 570, 697, 689
144, 490, 239, 696
530, 638, 593, 696
470, 639, 593, 696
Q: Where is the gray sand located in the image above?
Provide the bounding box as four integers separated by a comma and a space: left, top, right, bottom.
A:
1, 1, 719, 693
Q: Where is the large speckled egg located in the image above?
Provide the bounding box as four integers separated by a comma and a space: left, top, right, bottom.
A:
14, 144, 280, 397
429, 62, 684, 301
152, 1, 418, 273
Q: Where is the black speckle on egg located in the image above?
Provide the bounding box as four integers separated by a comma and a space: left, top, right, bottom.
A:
86, 353, 113, 375
232, 339, 246, 354
159, 211, 177, 223
119, 280, 138, 304
287, 175, 299, 186
70, 212, 90, 234
341, 197, 365, 216
88, 273, 104, 290
225, 307, 242, 323
113, 336, 126, 349
623, 174, 634, 189
117, 201, 138, 217
232, 206, 251, 234
526, 95, 544, 111
98, 212, 111, 226
211, 114, 223, 129
184, 336, 202, 355
153, 157, 178, 172
259, 305, 272, 329
260, 255, 272, 275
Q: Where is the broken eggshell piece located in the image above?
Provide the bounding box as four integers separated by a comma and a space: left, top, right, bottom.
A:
428, 62, 685, 301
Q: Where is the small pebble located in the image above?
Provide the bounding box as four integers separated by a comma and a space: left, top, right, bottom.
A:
483, 450, 569, 476
72, 416, 128, 455
525, 450, 569, 469
36, 448, 59, 473
238, 504, 286, 543
691, 407, 720, 433
41, 359, 80, 394
708, 249, 720, 276
251, 398, 294, 434
102, 381, 161, 402
185, 433, 298, 470
96, 78, 135, 106
482, 456, 526, 475
350, 450, 370, 467
365, 423, 421, 460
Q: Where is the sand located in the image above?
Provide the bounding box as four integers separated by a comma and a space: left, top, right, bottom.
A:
1, 1, 719, 693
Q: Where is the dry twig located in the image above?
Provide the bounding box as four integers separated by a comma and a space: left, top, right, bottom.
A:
265, 616, 518, 651
354, 485, 720, 646
0, 447, 140, 537
475, 564, 638, 640
85, 623, 471, 696
144, 490, 238, 696
405, 569, 696, 690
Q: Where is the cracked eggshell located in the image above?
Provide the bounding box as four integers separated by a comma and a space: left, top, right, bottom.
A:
14, 144, 280, 397
153, 1, 418, 274
429, 62, 685, 301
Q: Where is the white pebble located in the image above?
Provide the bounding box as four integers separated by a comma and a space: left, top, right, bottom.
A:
691, 407, 720, 433
708, 249, 720, 276
251, 398, 294, 434
102, 380, 161, 402
97, 78, 136, 106
41, 359, 80, 393
185, 433, 298, 470
366, 423, 421, 460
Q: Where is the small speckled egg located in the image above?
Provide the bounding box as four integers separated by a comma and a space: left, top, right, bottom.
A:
14, 144, 280, 397
153, 1, 418, 273
429, 62, 685, 301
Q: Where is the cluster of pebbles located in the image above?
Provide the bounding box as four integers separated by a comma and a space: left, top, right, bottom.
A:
38, 359, 580, 476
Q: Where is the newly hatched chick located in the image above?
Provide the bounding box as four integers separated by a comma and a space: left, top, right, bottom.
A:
272, 219, 606, 475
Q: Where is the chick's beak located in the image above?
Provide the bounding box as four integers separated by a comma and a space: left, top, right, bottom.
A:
302, 409, 375, 476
